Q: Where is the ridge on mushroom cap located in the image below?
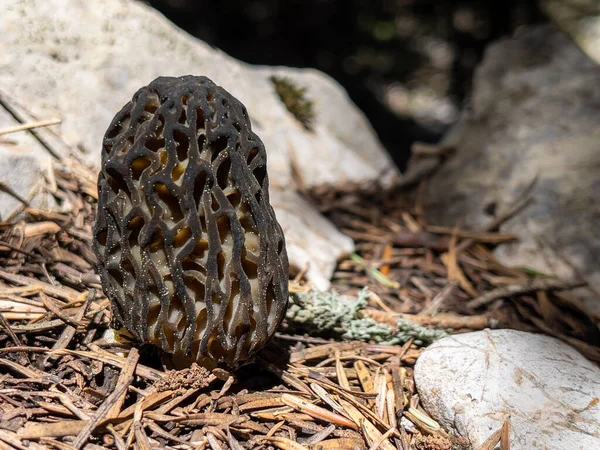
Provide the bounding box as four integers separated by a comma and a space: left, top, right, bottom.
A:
93, 75, 289, 367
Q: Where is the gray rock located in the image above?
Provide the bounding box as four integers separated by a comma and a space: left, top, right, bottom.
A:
0, 0, 398, 288
541, 0, 600, 64
0, 143, 54, 221
415, 329, 600, 449
423, 25, 600, 311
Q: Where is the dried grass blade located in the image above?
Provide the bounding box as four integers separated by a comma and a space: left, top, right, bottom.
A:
374, 368, 387, 421
0, 270, 80, 302
477, 427, 502, 450
39, 437, 79, 450
71, 382, 128, 449
501, 419, 510, 450
336, 351, 351, 391
143, 421, 190, 446
386, 390, 397, 429
309, 383, 348, 417
18, 421, 87, 440
0, 357, 44, 378
51, 348, 163, 381
309, 375, 393, 434
0, 118, 61, 136
226, 429, 245, 450
281, 394, 358, 430
182, 413, 241, 427
106, 425, 127, 450
266, 420, 286, 437
404, 407, 440, 434
238, 397, 285, 412
38, 401, 74, 417
300, 424, 335, 446
354, 360, 375, 394
118, 391, 174, 419
23, 222, 62, 238
311, 438, 367, 450
105, 348, 138, 419
261, 436, 309, 450
155, 387, 201, 414
368, 426, 396, 450
441, 232, 478, 298
133, 422, 152, 450
0, 429, 48, 450
207, 431, 226, 450
290, 342, 363, 363
390, 364, 405, 412
337, 399, 396, 450
419, 281, 459, 316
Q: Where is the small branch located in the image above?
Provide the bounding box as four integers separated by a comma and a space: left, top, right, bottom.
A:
419, 281, 459, 316
456, 176, 537, 254
467, 278, 586, 309
364, 309, 495, 330
394, 157, 442, 191
71, 380, 130, 449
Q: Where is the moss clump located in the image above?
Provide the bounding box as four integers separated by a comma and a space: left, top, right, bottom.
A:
271, 76, 315, 131
286, 288, 449, 346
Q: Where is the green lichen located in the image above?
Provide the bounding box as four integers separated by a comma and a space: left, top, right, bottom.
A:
271, 76, 315, 131
286, 288, 449, 347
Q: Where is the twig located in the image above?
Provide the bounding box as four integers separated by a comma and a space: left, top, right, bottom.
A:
425, 227, 518, 244
501, 419, 511, 450
0, 88, 81, 161
394, 156, 444, 191
477, 427, 502, 450
456, 176, 537, 254
0, 118, 61, 136
0, 240, 36, 257
0, 312, 30, 365
467, 279, 586, 309
364, 309, 496, 330
419, 281, 459, 316
71, 381, 129, 449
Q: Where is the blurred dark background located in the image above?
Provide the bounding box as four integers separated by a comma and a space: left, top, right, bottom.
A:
145, 0, 545, 169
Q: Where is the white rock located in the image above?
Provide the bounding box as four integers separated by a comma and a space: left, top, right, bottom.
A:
0, 0, 398, 187
415, 329, 600, 449
270, 189, 354, 287
0, 0, 399, 287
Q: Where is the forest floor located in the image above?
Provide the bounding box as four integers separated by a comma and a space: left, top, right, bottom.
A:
0, 149, 597, 449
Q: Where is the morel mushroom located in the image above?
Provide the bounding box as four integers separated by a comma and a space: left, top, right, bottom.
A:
93, 75, 289, 367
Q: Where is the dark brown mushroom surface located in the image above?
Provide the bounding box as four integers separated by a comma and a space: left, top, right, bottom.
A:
93, 75, 289, 367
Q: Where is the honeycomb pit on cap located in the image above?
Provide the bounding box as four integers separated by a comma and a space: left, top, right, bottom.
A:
93, 75, 289, 368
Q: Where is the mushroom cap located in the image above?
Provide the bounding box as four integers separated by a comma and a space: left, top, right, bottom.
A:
93, 75, 289, 367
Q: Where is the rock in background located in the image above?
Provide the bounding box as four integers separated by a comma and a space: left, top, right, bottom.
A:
0, 106, 58, 221
415, 329, 600, 449
0, 144, 55, 221
423, 25, 600, 312
0, 0, 401, 288
541, 0, 600, 64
